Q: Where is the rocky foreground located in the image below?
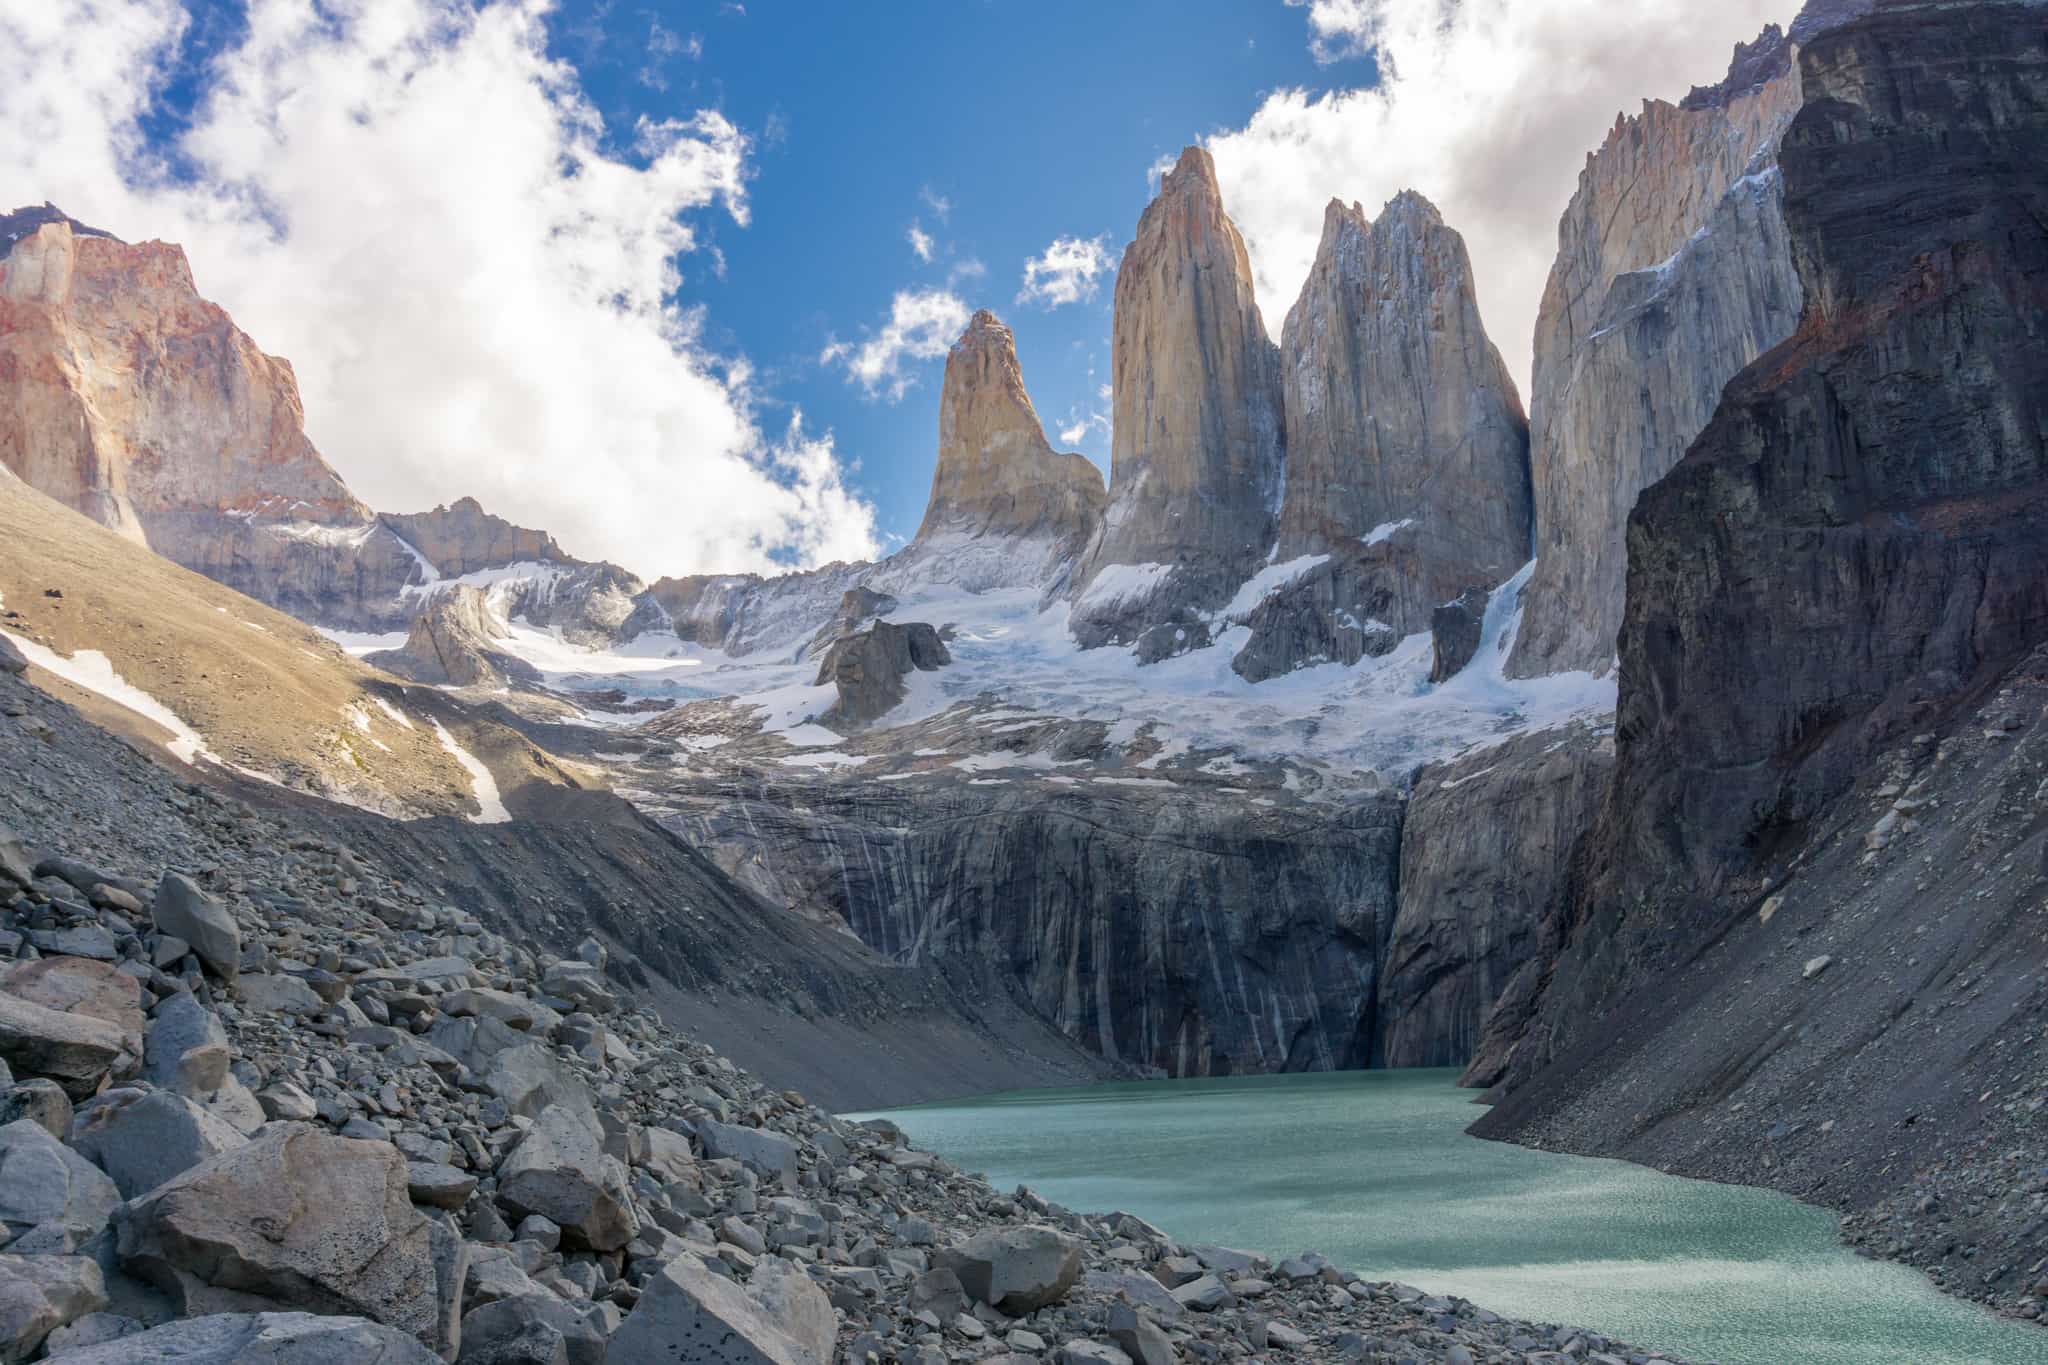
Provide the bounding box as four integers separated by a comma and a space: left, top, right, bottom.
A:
0, 647, 1685, 1363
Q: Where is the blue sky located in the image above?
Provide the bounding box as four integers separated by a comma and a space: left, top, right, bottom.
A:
560, 0, 1344, 549
4, 0, 1785, 578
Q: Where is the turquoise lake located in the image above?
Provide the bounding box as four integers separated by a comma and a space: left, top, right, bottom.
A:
856, 1069, 2048, 1365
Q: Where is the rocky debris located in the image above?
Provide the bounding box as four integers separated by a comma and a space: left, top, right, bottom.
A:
1429, 590, 1489, 685
0, 1253, 105, 1362
609, 1253, 829, 1363
1508, 17, 1805, 677
0, 1118, 119, 1246
815, 621, 951, 728
152, 873, 240, 985
1072, 147, 1285, 646
0, 994, 135, 1101
493, 1104, 637, 1251
934, 1224, 1082, 1315
913, 310, 1105, 562
43, 1310, 443, 1363
66, 1086, 248, 1199
367, 587, 541, 690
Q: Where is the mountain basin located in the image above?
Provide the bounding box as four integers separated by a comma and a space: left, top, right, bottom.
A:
854, 1069, 2048, 1365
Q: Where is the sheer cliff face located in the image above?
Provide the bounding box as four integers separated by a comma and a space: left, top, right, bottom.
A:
1278, 193, 1529, 571
1507, 31, 1806, 677
380, 498, 572, 578
0, 215, 370, 540
1071, 147, 1285, 646
1227, 194, 1531, 682
917, 311, 1104, 550
1486, 0, 2048, 1093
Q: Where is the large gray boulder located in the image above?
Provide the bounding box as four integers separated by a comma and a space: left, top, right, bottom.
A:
40, 1311, 442, 1363
608, 1255, 828, 1364
142, 994, 264, 1134
0, 1118, 119, 1245
68, 1086, 249, 1199
493, 1105, 637, 1252
0, 993, 134, 1100
151, 874, 241, 984
480, 1043, 591, 1122
114, 1124, 460, 1355
455, 1293, 607, 1365
697, 1119, 797, 1186
0, 1253, 106, 1362
0, 958, 144, 1047
933, 1224, 1082, 1315
747, 1257, 836, 1365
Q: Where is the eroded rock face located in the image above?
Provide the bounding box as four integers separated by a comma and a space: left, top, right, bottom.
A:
916, 311, 1104, 555
1379, 724, 1611, 1069
1071, 147, 1285, 646
1507, 28, 1806, 677
379, 499, 570, 579
1483, 0, 2048, 1093
1249, 193, 1528, 677
0, 214, 426, 627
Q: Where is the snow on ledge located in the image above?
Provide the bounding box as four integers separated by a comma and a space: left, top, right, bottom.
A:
431, 720, 511, 823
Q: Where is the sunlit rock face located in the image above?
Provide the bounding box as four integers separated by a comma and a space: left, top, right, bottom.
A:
1232, 193, 1530, 683
1507, 27, 1806, 677
916, 310, 1104, 552
1070, 146, 1286, 653
0, 208, 432, 625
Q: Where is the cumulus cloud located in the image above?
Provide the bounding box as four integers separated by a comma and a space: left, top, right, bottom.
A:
907, 222, 935, 263
1207, 0, 1786, 392
821, 288, 971, 403
1017, 235, 1113, 309
0, 0, 878, 578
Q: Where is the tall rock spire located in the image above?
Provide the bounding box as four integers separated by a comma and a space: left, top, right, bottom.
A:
1070, 146, 1285, 653
915, 309, 1103, 547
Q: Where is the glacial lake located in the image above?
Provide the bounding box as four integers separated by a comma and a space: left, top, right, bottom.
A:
855, 1070, 2048, 1365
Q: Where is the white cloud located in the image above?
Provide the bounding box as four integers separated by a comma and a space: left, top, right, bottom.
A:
821, 288, 971, 403
1207, 0, 1786, 392
920, 185, 952, 224
908, 222, 935, 263
0, 0, 878, 578
1018, 235, 1113, 309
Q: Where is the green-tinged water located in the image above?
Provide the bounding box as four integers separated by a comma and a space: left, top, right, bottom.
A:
854, 1069, 2048, 1365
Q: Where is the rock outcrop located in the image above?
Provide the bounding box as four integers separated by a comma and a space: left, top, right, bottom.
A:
0, 211, 432, 628
1473, 0, 2048, 1317
1379, 724, 1611, 1069
1234, 195, 1530, 681
913, 311, 1104, 562
378, 499, 571, 579
367, 586, 540, 689
1070, 147, 1285, 651
1507, 25, 1806, 677
814, 621, 950, 728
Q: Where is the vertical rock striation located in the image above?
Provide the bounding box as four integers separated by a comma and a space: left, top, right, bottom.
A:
1231, 194, 1530, 682
1070, 147, 1285, 654
1507, 25, 1806, 677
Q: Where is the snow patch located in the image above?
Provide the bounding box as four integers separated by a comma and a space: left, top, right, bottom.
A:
3, 630, 214, 764
777, 751, 873, 769
1362, 518, 1415, 547
1222, 554, 1329, 619
430, 720, 510, 823
1076, 562, 1176, 613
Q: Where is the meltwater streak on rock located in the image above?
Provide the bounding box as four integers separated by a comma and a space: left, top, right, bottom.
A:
1070, 147, 1286, 652
864, 1071, 2048, 1365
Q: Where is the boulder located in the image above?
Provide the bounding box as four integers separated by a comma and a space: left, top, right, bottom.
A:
0, 992, 135, 1099
151, 874, 240, 984
1106, 1304, 1176, 1365
39, 1311, 443, 1363
0, 828, 30, 889
0, 1080, 71, 1140
0, 1254, 106, 1363
440, 990, 557, 1034
493, 1105, 637, 1252
697, 1119, 798, 1186
68, 1086, 249, 1199
114, 1124, 459, 1354
481, 1044, 590, 1123
407, 1162, 478, 1212
933, 1224, 1082, 1315
456, 1293, 606, 1365
0, 957, 144, 1043
746, 1257, 836, 1365
0, 1118, 120, 1244
608, 1254, 826, 1365
234, 973, 324, 1017
142, 994, 264, 1133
